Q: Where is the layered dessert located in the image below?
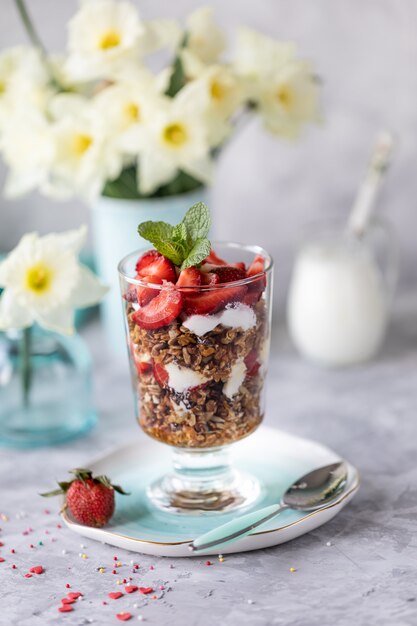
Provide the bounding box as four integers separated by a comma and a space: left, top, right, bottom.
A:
123, 247, 269, 449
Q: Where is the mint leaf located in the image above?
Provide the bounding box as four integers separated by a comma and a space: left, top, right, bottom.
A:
181, 238, 211, 270
182, 202, 211, 242
138, 221, 184, 265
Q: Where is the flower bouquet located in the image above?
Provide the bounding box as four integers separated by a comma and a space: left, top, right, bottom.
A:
0, 0, 321, 350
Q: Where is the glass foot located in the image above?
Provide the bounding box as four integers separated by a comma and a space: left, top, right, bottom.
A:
147, 447, 261, 515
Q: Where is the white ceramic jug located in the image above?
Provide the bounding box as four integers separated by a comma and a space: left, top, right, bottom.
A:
287, 218, 398, 367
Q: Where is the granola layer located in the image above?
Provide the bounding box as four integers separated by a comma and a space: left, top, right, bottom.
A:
127, 299, 268, 448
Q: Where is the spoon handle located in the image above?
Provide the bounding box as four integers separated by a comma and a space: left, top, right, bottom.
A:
189, 503, 287, 553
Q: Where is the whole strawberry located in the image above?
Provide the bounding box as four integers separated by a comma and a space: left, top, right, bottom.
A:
41, 468, 128, 528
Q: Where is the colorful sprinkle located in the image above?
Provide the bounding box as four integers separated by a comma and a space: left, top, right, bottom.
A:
112, 570, 117, 575
124, 586, 138, 594
29, 566, 44, 575
67, 592, 83, 600
108, 592, 124, 600
138, 587, 153, 595
290, 567, 296, 573
65, 583, 71, 588
61, 598, 76, 605
116, 612, 132, 621
24, 573, 32, 578
0, 558, 5, 563
205, 561, 212, 566
58, 605, 73, 613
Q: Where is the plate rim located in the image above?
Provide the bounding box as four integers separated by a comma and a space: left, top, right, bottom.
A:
62, 427, 361, 547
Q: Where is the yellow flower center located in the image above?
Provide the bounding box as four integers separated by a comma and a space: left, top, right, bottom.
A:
26, 263, 53, 294
276, 85, 293, 110
124, 102, 140, 123
210, 80, 227, 101
72, 133, 93, 156
99, 30, 121, 50
163, 123, 188, 147
0, 81, 5, 95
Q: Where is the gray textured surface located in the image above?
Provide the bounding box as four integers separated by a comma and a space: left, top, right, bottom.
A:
1, 292, 417, 626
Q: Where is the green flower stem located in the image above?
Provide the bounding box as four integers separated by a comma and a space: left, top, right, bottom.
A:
20, 326, 32, 408
14, 0, 61, 89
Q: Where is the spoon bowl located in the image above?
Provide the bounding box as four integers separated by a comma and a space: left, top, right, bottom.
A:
190, 461, 349, 553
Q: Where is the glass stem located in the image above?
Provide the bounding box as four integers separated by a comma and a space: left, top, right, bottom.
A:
20, 326, 32, 408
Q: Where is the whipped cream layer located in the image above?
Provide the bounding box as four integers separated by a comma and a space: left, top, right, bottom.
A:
223, 358, 247, 399
165, 362, 210, 394
183, 303, 256, 337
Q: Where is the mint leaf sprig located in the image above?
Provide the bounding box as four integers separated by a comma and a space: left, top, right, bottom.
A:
138, 202, 211, 270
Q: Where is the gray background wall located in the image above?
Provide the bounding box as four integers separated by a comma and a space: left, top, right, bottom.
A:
1, 0, 416, 309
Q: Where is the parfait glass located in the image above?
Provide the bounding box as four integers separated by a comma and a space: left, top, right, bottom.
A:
119, 243, 273, 514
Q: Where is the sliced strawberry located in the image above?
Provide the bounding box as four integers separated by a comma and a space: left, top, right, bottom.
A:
135, 249, 160, 273
246, 255, 267, 296
136, 360, 152, 377
210, 266, 246, 284
242, 290, 262, 307
184, 285, 248, 315
176, 267, 202, 288
203, 249, 227, 266
244, 349, 261, 376
201, 272, 220, 286
136, 275, 163, 307
230, 262, 246, 271
132, 288, 183, 330
153, 362, 168, 388
136, 251, 176, 283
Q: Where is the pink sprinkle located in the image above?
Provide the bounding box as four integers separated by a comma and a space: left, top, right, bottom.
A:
12, 564, 16, 569
102, 601, 107, 605
24, 573, 32, 578
44, 509, 50, 514
66, 583, 71, 588
159, 585, 165, 590
11, 549, 15, 554
22, 531, 29, 536
57, 524, 62, 529
45, 530, 49, 535
149, 565, 154, 570
29, 544, 34, 549
205, 561, 212, 566
113, 556, 118, 561
112, 570, 117, 575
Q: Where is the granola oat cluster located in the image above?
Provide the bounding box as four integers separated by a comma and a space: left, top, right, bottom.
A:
127, 297, 268, 448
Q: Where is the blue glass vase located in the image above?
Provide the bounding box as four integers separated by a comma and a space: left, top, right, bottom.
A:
0, 326, 96, 447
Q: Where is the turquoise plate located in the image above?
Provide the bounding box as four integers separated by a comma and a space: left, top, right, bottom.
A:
62, 426, 359, 557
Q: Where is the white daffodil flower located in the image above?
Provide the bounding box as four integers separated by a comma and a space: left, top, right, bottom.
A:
0, 47, 53, 130
0, 227, 107, 335
258, 60, 321, 139
182, 65, 244, 147
92, 77, 158, 155
46, 93, 123, 201
65, 0, 147, 81
1, 109, 55, 198
234, 27, 321, 138
186, 7, 225, 66
135, 88, 213, 195
234, 27, 296, 85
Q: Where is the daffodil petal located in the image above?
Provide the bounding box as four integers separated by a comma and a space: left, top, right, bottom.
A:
0, 290, 33, 331
35, 306, 75, 335
44, 225, 87, 257
70, 265, 108, 309
182, 156, 213, 186
138, 152, 177, 195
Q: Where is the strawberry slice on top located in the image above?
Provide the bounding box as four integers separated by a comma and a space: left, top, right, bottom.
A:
136, 275, 163, 307
210, 266, 247, 284
184, 285, 248, 315
136, 250, 176, 283
176, 266, 202, 288
132, 288, 183, 330
202, 249, 227, 266
246, 254, 267, 299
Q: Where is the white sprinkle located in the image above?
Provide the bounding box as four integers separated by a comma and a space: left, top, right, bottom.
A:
326, 541, 332, 547
78, 553, 83, 557
80, 543, 86, 548
137, 617, 144, 622
248, 599, 254, 604
130, 560, 135, 565
133, 603, 139, 609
